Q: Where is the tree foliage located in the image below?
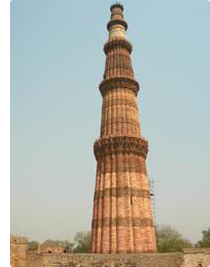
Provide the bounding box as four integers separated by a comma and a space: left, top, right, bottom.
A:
196, 227, 210, 248
73, 231, 91, 253
156, 225, 192, 252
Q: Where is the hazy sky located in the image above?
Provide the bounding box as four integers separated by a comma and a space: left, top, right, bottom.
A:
11, 0, 210, 243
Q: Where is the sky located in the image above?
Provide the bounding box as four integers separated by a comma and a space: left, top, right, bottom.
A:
11, 0, 210, 244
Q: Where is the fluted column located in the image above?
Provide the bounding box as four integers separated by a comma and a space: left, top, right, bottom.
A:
91, 3, 157, 254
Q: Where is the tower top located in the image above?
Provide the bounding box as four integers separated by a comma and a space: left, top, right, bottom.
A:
110, 3, 124, 12
107, 3, 128, 39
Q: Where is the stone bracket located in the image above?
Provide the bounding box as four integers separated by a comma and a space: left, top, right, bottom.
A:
104, 38, 132, 54
94, 136, 148, 160
99, 77, 140, 96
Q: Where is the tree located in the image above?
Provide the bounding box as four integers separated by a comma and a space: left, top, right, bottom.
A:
156, 225, 192, 252
196, 227, 210, 248
68, 242, 75, 253
73, 231, 91, 253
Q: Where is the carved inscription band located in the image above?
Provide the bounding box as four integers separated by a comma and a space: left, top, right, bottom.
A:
92, 217, 153, 228
94, 188, 150, 200
104, 118, 140, 128
103, 98, 138, 110
94, 136, 148, 160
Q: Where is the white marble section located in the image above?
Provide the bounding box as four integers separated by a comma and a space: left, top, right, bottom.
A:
109, 25, 126, 40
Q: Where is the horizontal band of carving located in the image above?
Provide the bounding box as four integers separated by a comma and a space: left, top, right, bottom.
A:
99, 77, 139, 96
94, 136, 148, 160
94, 188, 150, 200
104, 38, 132, 54
92, 217, 153, 228
103, 98, 138, 110
109, 53, 131, 61
102, 118, 139, 127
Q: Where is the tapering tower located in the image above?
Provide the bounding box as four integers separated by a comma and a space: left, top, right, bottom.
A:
91, 4, 157, 254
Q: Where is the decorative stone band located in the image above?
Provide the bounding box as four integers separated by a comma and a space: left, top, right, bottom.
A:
104, 117, 140, 128
104, 38, 132, 55
94, 188, 150, 200
92, 217, 153, 228
94, 136, 148, 160
107, 19, 128, 32
103, 98, 138, 110
99, 77, 139, 96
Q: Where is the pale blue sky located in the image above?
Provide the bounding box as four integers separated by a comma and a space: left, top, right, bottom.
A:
11, 0, 210, 243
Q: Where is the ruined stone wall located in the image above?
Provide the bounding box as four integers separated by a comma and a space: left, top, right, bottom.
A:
183, 248, 210, 267
26, 251, 43, 267
204, 254, 210, 267
26, 251, 210, 267
10, 238, 210, 267
10, 236, 27, 267
27, 253, 184, 267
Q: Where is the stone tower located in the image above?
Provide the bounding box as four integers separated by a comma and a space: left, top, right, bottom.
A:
91, 4, 157, 254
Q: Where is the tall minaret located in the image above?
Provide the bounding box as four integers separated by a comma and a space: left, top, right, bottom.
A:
91, 3, 157, 254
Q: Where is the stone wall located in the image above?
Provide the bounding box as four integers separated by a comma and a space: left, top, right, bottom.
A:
39, 253, 183, 267
26, 251, 43, 267
10, 235, 27, 267
204, 254, 210, 267
10, 237, 210, 267
26, 250, 210, 267
183, 248, 210, 267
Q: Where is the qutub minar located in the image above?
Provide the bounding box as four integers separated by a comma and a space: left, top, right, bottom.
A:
91, 4, 157, 254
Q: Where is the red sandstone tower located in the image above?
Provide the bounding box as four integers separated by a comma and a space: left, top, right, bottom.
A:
91, 4, 157, 254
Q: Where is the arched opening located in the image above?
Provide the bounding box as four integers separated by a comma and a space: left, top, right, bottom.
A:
197, 264, 203, 267
47, 250, 52, 253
